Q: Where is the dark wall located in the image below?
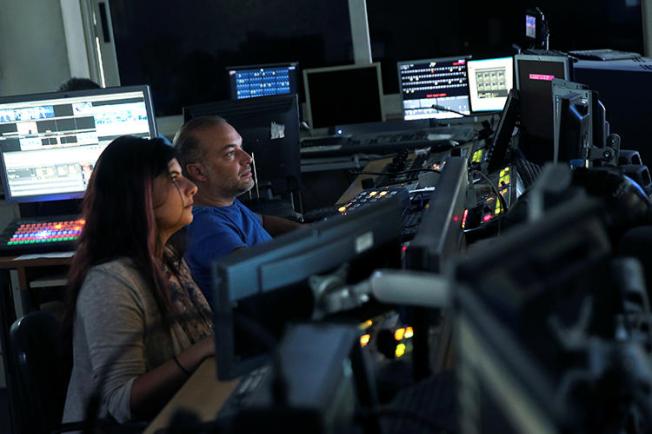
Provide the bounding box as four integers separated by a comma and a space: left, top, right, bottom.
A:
109, 0, 643, 115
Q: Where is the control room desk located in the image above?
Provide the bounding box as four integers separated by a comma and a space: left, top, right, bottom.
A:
145, 358, 238, 434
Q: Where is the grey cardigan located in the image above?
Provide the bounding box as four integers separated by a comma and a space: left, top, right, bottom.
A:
63, 258, 195, 424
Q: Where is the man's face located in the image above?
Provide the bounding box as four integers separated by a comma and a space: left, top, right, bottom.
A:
192, 122, 254, 202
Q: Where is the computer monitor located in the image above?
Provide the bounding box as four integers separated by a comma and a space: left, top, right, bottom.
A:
515, 54, 571, 164
227, 62, 298, 100
183, 94, 302, 195
403, 156, 468, 379
212, 199, 403, 380
303, 63, 384, 129
0, 85, 157, 203
467, 57, 514, 113
453, 198, 613, 432
404, 156, 468, 273
551, 79, 593, 165
397, 56, 471, 120
484, 89, 520, 174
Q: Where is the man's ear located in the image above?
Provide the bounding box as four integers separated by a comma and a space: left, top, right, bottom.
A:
186, 163, 207, 182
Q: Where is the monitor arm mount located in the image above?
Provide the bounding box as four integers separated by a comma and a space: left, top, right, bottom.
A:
310, 266, 450, 320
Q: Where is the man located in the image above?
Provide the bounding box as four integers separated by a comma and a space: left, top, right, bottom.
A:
174, 116, 301, 302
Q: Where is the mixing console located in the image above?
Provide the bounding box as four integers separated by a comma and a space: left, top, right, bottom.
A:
0, 216, 84, 255
336, 186, 411, 216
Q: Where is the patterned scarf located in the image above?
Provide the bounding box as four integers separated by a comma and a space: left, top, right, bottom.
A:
162, 247, 214, 346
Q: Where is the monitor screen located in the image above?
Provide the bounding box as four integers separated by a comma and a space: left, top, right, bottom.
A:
183, 94, 302, 195
404, 156, 468, 273
515, 54, 571, 164
0, 86, 157, 203
467, 57, 514, 113
227, 62, 298, 100
303, 63, 384, 129
212, 198, 403, 380
397, 56, 471, 120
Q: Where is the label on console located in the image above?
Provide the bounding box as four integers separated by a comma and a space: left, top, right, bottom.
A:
355, 232, 374, 254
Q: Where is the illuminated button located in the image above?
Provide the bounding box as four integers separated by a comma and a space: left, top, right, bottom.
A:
369, 191, 377, 197
404, 327, 414, 339
338, 206, 347, 213
379, 191, 388, 197
395, 343, 407, 358
394, 328, 405, 341
360, 319, 373, 329
360, 334, 371, 347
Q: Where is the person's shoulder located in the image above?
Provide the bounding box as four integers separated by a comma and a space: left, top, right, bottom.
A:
88, 257, 137, 276
233, 200, 257, 217
83, 258, 144, 294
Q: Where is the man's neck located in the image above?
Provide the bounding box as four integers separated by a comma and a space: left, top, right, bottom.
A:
194, 190, 235, 208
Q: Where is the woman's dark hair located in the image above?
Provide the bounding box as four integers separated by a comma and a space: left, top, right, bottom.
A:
62, 136, 178, 356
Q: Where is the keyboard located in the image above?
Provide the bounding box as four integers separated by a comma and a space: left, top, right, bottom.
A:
373, 151, 442, 189
0, 215, 83, 256
570, 49, 641, 61
300, 126, 475, 157
218, 365, 270, 419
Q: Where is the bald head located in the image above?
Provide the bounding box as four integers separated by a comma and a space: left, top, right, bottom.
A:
173, 116, 252, 207
173, 116, 228, 170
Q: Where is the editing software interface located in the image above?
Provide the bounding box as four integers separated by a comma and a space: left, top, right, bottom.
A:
0, 87, 156, 202
467, 57, 514, 112
398, 56, 471, 120
228, 63, 298, 100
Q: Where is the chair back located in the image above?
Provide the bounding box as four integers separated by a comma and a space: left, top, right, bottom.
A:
9, 311, 69, 434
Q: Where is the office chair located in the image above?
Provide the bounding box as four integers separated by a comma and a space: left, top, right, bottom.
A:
9, 310, 82, 434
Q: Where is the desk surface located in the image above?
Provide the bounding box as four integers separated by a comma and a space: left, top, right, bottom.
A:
145, 358, 238, 434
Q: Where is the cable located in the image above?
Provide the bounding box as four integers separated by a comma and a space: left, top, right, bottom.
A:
470, 169, 509, 215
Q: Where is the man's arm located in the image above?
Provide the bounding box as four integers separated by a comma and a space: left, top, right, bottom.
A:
261, 214, 303, 236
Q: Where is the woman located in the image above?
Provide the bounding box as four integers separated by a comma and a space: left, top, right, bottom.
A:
62, 136, 214, 424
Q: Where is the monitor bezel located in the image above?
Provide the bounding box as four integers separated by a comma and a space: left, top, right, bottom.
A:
514, 54, 571, 91
226, 62, 299, 100
0, 85, 157, 203
466, 56, 514, 114
404, 156, 468, 273
302, 62, 385, 128
212, 198, 403, 380
396, 55, 472, 121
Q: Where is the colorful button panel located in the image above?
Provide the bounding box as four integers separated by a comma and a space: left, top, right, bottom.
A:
7, 219, 85, 246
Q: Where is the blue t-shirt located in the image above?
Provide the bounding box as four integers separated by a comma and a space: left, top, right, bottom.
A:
185, 200, 272, 304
